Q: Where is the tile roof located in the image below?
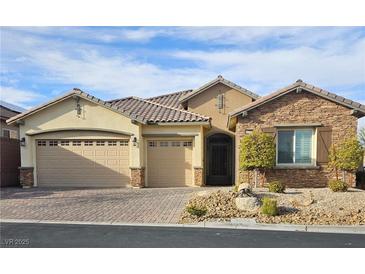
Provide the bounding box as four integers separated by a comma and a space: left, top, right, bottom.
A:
8, 88, 210, 125
179, 75, 260, 103
229, 79, 365, 118
145, 89, 193, 109
108, 96, 210, 124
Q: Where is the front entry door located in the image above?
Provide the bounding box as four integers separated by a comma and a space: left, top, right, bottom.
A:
206, 134, 233, 185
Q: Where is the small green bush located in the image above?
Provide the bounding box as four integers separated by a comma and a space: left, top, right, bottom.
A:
268, 181, 286, 193
261, 197, 278, 216
186, 205, 207, 217
328, 180, 348, 192
233, 185, 239, 192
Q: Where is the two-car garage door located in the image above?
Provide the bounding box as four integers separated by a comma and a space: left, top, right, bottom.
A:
36, 139, 130, 187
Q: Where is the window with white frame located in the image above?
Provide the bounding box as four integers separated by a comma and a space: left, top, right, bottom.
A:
148, 141, 157, 147
277, 129, 314, 165
120, 140, 128, 146
159, 141, 169, 147
171, 141, 180, 147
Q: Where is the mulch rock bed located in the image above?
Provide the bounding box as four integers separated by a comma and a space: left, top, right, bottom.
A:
179, 188, 365, 225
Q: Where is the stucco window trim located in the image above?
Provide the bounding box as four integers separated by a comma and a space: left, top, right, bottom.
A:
275, 127, 317, 168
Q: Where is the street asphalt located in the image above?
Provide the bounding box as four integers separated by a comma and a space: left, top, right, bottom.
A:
1, 222, 365, 248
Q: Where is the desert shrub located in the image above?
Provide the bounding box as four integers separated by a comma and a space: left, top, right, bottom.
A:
328, 180, 348, 192
329, 137, 363, 180
268, 181, 286, 193
261, 197, 278, 216
186, 205, 207, 217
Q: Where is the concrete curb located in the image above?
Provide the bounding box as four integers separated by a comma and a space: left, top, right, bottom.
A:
1, 218, 364, 234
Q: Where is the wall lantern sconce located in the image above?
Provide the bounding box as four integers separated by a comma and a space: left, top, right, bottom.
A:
132, 137, 138, 147
20, 137, 26, 147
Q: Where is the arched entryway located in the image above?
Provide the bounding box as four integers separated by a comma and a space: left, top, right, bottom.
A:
206, 133, 234, 186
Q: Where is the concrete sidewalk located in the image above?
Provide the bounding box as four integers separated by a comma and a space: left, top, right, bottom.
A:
2, 218, 364, 235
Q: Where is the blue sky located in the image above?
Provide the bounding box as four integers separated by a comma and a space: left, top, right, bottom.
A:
1, 27, 365, 125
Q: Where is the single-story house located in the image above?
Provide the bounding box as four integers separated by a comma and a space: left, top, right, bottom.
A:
7, 76, 365, 188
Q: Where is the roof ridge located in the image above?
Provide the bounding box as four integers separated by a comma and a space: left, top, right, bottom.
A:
179, 75, 260, 103
146, 89, 193, 100
229, 79, 365, 118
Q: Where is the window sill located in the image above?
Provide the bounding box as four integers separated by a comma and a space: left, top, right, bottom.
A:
274, 165, 320, 170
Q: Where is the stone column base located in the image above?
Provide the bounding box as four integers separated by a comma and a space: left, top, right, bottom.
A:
194, 167, 204, 186
19, 167, 34, 188
130, 167, 145, 188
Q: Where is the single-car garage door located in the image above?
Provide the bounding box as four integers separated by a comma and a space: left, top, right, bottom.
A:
147, 140, 193, 187
36, 139, 130, 187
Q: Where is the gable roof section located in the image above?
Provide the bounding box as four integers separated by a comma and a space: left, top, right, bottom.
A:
6, 88, 146, 125
7, 88, 210, 125
108, 96, 210, 124
228, 80, 365, 119
145, 89, 193, 109
179, 75, 260, 103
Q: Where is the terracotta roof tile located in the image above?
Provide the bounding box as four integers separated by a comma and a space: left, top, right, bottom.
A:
109, 96, 210, 124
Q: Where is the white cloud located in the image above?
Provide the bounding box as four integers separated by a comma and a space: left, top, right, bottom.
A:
171, 38, 365, 93
1, 27, 364, 105
0, 86, 44, 109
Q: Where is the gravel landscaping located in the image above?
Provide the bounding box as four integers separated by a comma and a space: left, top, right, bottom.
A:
179, 188, 365, 225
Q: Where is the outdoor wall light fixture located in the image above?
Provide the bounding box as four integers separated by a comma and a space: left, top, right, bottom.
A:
132, 137, 138, 146
20, 137, 26, 147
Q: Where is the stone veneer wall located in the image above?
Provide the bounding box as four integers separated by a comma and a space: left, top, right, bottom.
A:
236, 91, 358, 188
19, 167, 34, 188
194, 167, 204, 186
130, 167, 145, 188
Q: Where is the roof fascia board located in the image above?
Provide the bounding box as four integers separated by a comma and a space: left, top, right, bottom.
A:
25, 128, 134, 136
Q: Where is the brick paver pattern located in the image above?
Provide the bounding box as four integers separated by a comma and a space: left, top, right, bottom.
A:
0, 187, 222, 224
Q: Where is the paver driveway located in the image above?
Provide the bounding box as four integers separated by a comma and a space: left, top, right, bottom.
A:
0, 187, 219, 224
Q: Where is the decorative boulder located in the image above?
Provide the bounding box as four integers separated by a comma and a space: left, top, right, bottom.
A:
235, 197, 260, 212
238, 183, 251, 192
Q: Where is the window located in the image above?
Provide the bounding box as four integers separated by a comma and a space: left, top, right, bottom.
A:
171, 141, 181, 147
160, 141, 169, 147
120, 140, 128, 146
148, 141, 157, 147
277, 129, 314, 165
2, 129, 17, 139
2, 129, 10, 138
84, 141, 93, 146
49, 140, 58, 146
37, 140, 46, 146
108, 141, 117, 146
60, 141, 69, 146
183, 141, 192, 147
96, 141, 105, 146
72, 141, 81, 146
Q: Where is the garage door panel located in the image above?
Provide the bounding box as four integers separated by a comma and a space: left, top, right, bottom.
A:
147, 140, 193, 187
36, 139, 130, 187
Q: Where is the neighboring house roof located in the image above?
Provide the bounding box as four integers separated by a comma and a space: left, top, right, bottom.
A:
228, 79, 365, 119
0, 101, 24, 122
108, 96, 210, 124
7, 88, 210, 125
145, 89, 193, 109
179, 75, 260, 103
0, 101, 25, 114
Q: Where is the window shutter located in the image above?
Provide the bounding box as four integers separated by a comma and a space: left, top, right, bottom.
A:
316, 126, 332, 164
262, 127, 277, 141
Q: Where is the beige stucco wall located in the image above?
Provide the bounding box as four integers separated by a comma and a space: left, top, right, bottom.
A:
187, 83, 253, 134
17, 97, 143, 186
